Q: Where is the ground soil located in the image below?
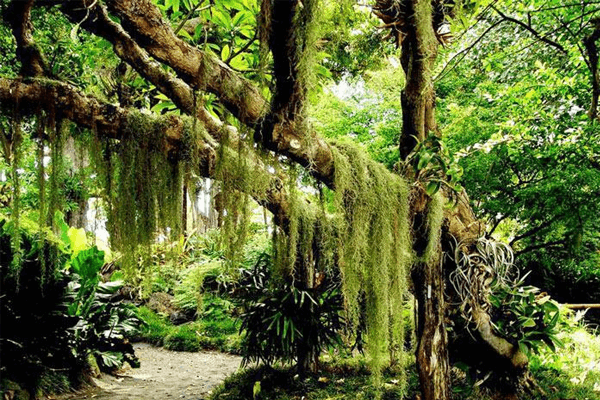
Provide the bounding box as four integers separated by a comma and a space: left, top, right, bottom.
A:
51, 343, 242, 400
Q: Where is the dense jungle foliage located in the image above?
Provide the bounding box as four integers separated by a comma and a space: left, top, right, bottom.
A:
1, 0, 599, 399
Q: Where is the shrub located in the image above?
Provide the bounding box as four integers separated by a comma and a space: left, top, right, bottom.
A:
0, 217, 143, 396
489, 284, 562, 355
236, 253, 345, 370
65, 246, 144, 371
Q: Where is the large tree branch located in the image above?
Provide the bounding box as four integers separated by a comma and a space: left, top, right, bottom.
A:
0, 77, 292, 225
57, 1, 233, 141
267, 0, 303, 117
97, 0, 337, 187
383, 0, 439, 158
103, 0, 266, 124
0, 77, 205, 158
4, 0, 47, 77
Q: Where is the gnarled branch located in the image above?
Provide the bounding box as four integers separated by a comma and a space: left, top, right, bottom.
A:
4, 0, 47, 77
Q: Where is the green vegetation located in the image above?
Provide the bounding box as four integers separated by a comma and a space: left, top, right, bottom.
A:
0, 215, 143, 398
2, 0, 600, 399
138, 302, 241, 353
237, 251, 345, 368
208, 314, 600, 400
209, 363, 412, 400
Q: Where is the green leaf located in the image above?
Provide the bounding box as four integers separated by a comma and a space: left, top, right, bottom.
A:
178, 29, 193, 41
521, 318, 536, 328
67, 227, 88, 257
518, 342, 529, 357
232, 10, 252, 26
213, 11, 231, 30
417, 153, 432, 170
151, 101, 176, 114
53, 211, 70, 249
426, 180, 441, 196
221, 44, 230, 61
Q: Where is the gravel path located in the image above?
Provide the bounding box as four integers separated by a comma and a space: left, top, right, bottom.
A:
53, 343, 242, 400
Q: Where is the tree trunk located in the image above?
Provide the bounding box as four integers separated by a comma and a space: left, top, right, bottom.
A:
398, 1, 450, 398
413, 259, 450, 400
410, 191, 451, 400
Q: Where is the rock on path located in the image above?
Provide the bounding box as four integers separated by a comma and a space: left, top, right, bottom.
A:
54, 343, 242, 400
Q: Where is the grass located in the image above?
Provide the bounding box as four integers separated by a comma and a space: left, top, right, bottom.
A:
207, 313, 600, 400
137, 299, 242, 354
527, 311, 600, 400
208, 358, 415, 400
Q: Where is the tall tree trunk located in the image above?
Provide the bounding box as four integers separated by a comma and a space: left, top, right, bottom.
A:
399, 0, 439, 159
398, 1, 450, 399
410, 193, 450, 400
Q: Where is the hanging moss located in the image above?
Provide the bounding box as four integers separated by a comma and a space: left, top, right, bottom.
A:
46, 117, 62, 229
86, 112, 188, 289
212, 124, 274, 273
293, 0, 323, 101
8, 115, 24, 276
329, 140, 412, 386
422, 192, 444, 266
266, 138, 413, 388
34, 113, 48, 280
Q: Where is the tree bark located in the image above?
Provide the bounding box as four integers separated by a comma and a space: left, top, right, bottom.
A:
410, 190, 450, 400
397, 1, 450, 399
4, 0, 47, 77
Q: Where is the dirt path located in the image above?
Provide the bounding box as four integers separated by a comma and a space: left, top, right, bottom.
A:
55, 343, 242, 400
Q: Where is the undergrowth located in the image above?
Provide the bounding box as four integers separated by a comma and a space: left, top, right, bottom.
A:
209, 356, 415, 400
206, 309, 600, 400
528, 311, 600, 400
137, 301, 242, 354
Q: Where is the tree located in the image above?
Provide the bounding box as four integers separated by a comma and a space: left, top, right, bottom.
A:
435, 0, 600, 312
1, 1, 598, 399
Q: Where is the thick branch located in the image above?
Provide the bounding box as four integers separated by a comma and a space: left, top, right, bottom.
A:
57, 1, 230, 138
472, 308, 529, 370
0, 77, 291, 225
268, 0, 303, 117
97, 0, 336, 186
396, 0, 439, 158
1, 77, 145, 140
103, 0, 266, 124
4, 0, 47, 77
